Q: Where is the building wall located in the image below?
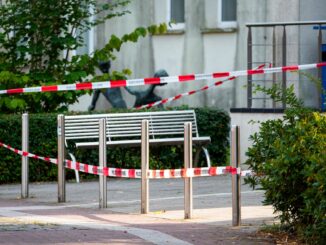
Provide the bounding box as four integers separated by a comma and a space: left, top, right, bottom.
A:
70, 0, 326, 112
230, 112, 284, 164
70, 0, 237, 111
234, 0, 326, 109
67, 0, 326, 162
299, 0, 326, 108
234, 0, 300, 109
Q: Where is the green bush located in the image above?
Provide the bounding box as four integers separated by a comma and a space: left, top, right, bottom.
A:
0, 107, 229, 183
245, 84, 326, 244
0, 114, 59, 183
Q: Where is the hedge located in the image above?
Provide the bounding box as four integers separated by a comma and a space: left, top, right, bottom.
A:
0, 107, 230, 183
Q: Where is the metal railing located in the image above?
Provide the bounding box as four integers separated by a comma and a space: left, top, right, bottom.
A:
247, 20, 326, 109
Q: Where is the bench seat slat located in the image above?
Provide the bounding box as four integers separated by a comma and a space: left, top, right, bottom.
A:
66, 125, 99, 129
65, 128, 196, 133
64, 110, 195, 119
106, 120, 196, 127
75, 137, 211, 148
106, 115, 194, 120
107, 126, 195, 132
66, 131, 198, 139
106, 130, 196, 136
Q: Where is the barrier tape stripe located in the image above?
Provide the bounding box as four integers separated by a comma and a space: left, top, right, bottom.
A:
135, 64, 267, 110
0, 141, 253, 177
0, 63, 324, 95
0, 142, 57, 164
136, 77, 232, 110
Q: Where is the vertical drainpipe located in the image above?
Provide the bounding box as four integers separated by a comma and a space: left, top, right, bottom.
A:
247, 26, 252, 108
182, 0, 204, 107
272, 26, 276, 108
282, 25, 287, 109
318, 25, 322, 109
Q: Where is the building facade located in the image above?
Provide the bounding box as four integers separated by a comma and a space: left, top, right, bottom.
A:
70, 0, 326, 111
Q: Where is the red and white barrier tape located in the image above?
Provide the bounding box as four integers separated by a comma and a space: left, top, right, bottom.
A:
0, 141, 254, 178
136, 64, 268, 109
0, 142, 57, 164
136, 77, 233, 110
0, 63, 324, 95
240, 170, 254, 177
148, 166, 243, 178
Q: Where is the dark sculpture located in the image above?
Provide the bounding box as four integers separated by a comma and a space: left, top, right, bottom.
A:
125, 69, 168, 108
88, 61, 168, 110
88, 61, 127, 111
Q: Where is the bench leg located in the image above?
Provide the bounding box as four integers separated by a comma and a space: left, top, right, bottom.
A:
69, 153, 80, 183
202, 147, 211, 167
194, 147, 211, 168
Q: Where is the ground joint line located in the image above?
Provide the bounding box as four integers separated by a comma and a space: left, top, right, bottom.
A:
0, 209, 191, 245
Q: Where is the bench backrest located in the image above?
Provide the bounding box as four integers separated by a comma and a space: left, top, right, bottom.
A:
64, 110, 199, 142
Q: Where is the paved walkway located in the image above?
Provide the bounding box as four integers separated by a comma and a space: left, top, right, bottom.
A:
0, 180, 278, 244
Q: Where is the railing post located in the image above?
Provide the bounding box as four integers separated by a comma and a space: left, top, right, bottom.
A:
57, 114, 66, 203
282, 25, 287, 109
21, 113, 29, 198
184, 122, 193, 219
231, 125, 241, 226
272, 26, 277, 108
141, 120, 149, 214
318, 25, 322, 109
247, 26, 253, 108
99, 118, 107, 208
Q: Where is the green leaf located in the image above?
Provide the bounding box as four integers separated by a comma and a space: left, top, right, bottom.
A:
109, 35, 122, 51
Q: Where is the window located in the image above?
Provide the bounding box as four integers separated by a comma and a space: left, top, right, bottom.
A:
76, 27, 95, 56
167, 0, 185, 30
74, 5, 95, 56
218, 0, 237, 28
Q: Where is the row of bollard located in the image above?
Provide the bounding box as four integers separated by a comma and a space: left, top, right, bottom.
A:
141, 121, 195, 219
20, 114, 241, 225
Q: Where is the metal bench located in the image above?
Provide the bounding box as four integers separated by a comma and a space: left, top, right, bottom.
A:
63, 110, 211, 180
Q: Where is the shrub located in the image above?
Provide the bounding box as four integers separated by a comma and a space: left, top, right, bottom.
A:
245, 84, 326, 244
0, 114, 59, 183
0, 107, 230, 183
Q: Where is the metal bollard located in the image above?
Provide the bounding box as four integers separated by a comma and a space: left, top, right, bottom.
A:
99, 118, 107, 208
184, 122, 193, 219
231, 125, 241, 226
21, 113, 29, 198
141, 120, 149, 214
57, 115, 66, 203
